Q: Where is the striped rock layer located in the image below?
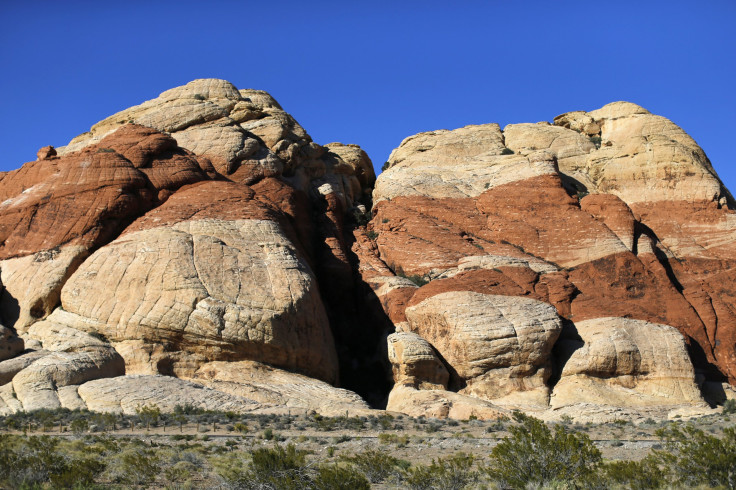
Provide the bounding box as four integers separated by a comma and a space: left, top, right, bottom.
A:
365, 102, 736, 418
0, 83, 733, 420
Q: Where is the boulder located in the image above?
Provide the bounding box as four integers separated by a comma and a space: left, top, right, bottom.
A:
404, 291, 561, 406
58, 181, 338, 383
77, 375, 259, 415
552, 317, 705, 408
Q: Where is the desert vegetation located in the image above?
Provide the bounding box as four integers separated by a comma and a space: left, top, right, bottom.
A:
0, 407, 734, 488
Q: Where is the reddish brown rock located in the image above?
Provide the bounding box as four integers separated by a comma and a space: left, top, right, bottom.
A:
36, 146, 56, 160
0, 125, 208, 260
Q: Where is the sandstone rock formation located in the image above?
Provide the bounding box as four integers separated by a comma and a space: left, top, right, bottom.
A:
1, 84, 734, 421
0, 79, 375, 416
552, 317, 705, 408
370, 101, 736, 418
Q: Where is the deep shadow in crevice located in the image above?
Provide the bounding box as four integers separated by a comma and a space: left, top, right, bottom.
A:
635, 221, 685, 292
547, 318, 584, 389
0, 290, 21, 331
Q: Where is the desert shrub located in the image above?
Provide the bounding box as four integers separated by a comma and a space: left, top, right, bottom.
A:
652, 423, 736, 489
367, 230, 379, 240
314, 463, 371, 489
0, 435, 105, 488
500, 147, 514, 155
136, 404, 161, 428
723, 399, 736, 414
340, 448, 406, 483
105, 446, 160, 485
381, 161, 391, 171
598, 455, 668, 489
404, 452, 479, 490
70, 417, 89, 435
485, 411, 601, 488
589, 136, 602, 148
247, 444, 313, 490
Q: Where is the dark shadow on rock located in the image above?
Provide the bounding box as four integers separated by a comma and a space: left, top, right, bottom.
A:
547, 318, 584, 389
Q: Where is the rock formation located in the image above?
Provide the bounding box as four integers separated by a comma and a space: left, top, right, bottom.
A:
369, 101, 736, 419
0, 82, 734, 421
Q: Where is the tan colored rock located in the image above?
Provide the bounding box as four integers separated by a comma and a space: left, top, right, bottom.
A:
0, 325, 23, 361
60, 215, 337, 382
57, 79, 329, 186
375, 124, 558, 201
190, 360, 372, 417
77, 375, 260, 415
503, 122, 597, 191
386, 384, 508, 420
9, 315, 124, 411
0, 383, 23, 415
0, 349, 49, 385
387, 331, 449, 390
404, 291, 561, 406
552, 102, 724, 205
552, 317, 705, 408
0, 245, 88, 333
12, 348, 124, 411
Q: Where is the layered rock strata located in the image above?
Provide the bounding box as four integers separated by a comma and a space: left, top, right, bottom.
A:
0, 79, 374, 415
369, 102, 736, 418
0, 85, 734, 420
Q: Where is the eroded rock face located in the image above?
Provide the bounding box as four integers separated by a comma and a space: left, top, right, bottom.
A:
404, 292, 561, 406
0, 79, 374, 416
387, 331, 449, 390
1, 87, 735, 419
190, 360, 373, 416
552, 317, 705, 408
368, 102, 736, 417
77, 375, 260, 415
58, 181, 338, 383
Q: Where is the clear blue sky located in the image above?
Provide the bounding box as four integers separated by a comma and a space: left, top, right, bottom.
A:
2, 1, 735, 190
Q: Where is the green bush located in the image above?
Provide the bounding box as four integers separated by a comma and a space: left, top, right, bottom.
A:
314, 463, 371, 489
0, 435, 105, 488
340, 448, 405, 483
723, 398, 736, 414
652, 423, 736, 488
485, 411, 601, 488
248, 444, 313, 489
598, 455, 668, 489
404, 452, 479, 490
105, 446, 160, 485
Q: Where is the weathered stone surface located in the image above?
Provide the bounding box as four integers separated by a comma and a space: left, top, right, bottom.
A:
404, 292, 561, 406
78, 375, 260, 415
57, 181, 337, 383
36, 146, 56, 160
375, 125, 557, 202
387, 331, 449, 390
6, 86, 736, 419
12, 350, 124, 411
0, 325, 23, 361
371, 103, 736, 398
190, 360, 372, 416
0, 245, 88, 333
0, 349, 49, 385
552, 317, 705, 408
386, 384, 508, 420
